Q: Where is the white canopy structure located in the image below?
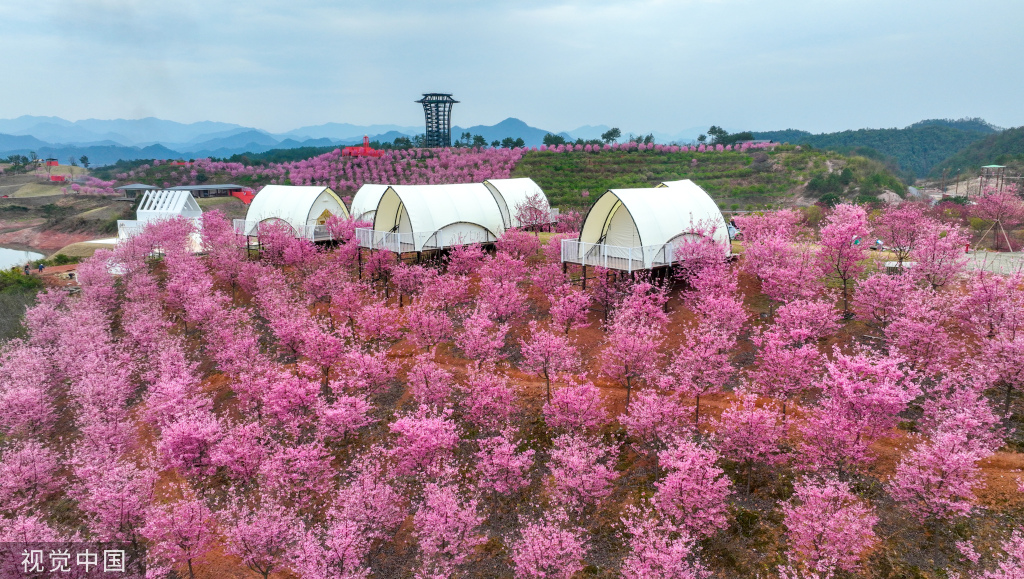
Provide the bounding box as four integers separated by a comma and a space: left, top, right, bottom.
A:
365, 183, 506, 252
350, 184, 389, 222
117, 190, 203, 240
483, 177, 554, 228
562, 179, 729, 272
237, 185, 348, 240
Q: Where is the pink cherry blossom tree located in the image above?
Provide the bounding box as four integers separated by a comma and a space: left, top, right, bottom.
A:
142, 487, 216, 579
654, 440, 732, 538
550, 289, 591, 335
619, 390, 692, 454
547, 434, 620, 510
818, 203, 869, 317
713, 391, 786, 493
620, 507, 709, 579
887, 429, 991, 528
873, 202, 929, 267
782, 477, 878, 574
601, 313, 663, 407
457, 306, 509, 367
388, 406, 461, 478
460, 370, 518, 433
519, 322, 580, 402
413, 482, 486, 577
510, 509, 588, 579
661, 323, 734, 426
476, 430, 535, 495
543, 381, 609, 433
220, 496, 300, 579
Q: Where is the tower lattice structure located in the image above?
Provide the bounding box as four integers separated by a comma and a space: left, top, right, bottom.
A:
416, 93, 458, 148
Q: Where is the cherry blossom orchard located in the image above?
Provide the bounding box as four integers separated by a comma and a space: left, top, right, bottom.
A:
1, 197, 1023, 578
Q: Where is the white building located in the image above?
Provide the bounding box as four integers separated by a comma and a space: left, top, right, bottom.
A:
237, 185, 349, 240
562, 179, 730, 272
117, 189, 203, 240
482, 177, 554, 229
363, 183, 507, 252
349, 183, 389, 222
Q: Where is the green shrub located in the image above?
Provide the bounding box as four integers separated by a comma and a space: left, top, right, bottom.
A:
819, 193, 842, 207
0, 269, 43, 292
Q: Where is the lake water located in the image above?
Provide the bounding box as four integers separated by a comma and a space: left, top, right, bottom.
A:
0, 247, 45, 270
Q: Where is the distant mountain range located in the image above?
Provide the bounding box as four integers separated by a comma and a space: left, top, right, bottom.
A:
0, 115, 716, 166
1, 114, 1010, 173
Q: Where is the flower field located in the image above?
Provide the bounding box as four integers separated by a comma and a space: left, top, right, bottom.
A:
1, 196, 1024, 578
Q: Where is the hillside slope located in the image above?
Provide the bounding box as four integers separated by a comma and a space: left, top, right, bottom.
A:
514, 146, 905, 208
755, 118, 998, 177
98, 145, 907, 211
930, 126, 1024, 177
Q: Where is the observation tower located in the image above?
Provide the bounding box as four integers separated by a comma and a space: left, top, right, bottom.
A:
416, 93, 458, 148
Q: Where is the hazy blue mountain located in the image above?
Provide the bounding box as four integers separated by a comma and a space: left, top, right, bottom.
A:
0, 116, 247, 146
0, 116, 75, 133
176, 130, 280, 153
565, 125, 611, 141
0, 133, 50, 151
452, 117, 557, 147
0, 143, 182, 167
275, 137, 338, 149
70, 117, 245, 144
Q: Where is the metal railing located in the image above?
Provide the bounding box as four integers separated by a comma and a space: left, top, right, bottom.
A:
118, 217, 202, 240
355, 229, 416, 252
560, 239, 676, 273
355, 228, 498, 253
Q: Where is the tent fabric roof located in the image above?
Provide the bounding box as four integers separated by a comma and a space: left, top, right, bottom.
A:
245, 185, 348, 234
373, 183, 506, 248
137, 190, 202, 223
350, 184, 389, 221
482, 177, 549, 228
580, 179, 729, 252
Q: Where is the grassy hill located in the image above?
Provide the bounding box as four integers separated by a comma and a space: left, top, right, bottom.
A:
96, 145, 908, 211
930, 126, 1024, 178
754, 118, 999, 178
514, 146, 906, 209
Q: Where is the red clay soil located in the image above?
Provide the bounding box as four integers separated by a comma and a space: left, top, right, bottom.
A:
0, 224, 99, 251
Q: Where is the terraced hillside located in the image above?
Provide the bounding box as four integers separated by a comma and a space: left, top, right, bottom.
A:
514, 145, 907, 209
99, 144, 908, 212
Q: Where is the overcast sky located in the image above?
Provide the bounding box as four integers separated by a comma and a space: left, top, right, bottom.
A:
3, 0, 1023, 135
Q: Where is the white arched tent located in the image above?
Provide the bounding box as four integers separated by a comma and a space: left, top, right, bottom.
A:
564, 180, 729, 272
482, 177, 553, 229
350, 184, 389, 222
117, 189, 202, 240
240, 185, 348, 239
368, 183, 506, 252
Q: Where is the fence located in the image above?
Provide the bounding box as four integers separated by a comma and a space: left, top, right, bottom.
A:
560, 239, 676, 273
355, 228, 499, 253
355, 229, 416, 253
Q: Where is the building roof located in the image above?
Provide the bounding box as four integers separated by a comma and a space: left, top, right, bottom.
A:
171, 184, 246, 190
115, 183, 159, 190
483, 177, 550, 229
350, 184, 389, 221
244, 185, 348, 235
373, 183, 505, 251
137, 190, 203, 224
579, 179, 729, 263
